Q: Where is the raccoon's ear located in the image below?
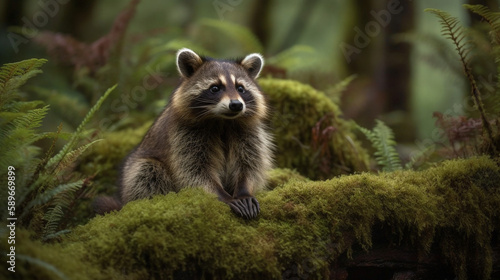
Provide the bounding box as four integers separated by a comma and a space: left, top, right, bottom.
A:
176, 48, 204, 78
241, 53, 264, 79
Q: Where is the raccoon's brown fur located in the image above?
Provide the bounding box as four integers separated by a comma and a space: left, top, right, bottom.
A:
94, 48, 273, 219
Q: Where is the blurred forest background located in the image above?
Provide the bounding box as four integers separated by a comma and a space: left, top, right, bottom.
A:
0, 0, 499, 163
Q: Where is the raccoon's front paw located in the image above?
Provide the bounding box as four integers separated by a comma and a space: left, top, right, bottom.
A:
228, 197, 260, 219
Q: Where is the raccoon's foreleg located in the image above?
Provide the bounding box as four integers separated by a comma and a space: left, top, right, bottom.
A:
196, 179, 257, 219
229, 180, 260, 219
121, 157, 176, 203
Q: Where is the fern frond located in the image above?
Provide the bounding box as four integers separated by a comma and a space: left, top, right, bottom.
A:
200, 19, 263, 54
358, 120, 402, 172
425, 9, 471, 66
0, 106, 49, 174
325, 75, 357, 104
54, 139, 103, 173
426, 8, 496, 151
30, 86, 89, 128
21, 179, 85, 219
0, 59, 47, 107
464, 4, 500, 45
42, 229, 72, 242
43, 205, 65, 236
47, 84, 116, 168
10, 105, 50, 132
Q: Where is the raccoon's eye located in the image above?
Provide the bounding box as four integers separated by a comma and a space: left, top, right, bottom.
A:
209, 85, 220, 93
236, 85, 245, 93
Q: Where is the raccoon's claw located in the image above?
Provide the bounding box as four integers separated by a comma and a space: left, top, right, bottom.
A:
229, 197, 260, 219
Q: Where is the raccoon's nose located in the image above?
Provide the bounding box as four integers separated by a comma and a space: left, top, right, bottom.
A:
229, 100, 243, 112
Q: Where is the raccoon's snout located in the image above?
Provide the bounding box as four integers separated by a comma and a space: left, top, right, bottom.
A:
229, 100, 244, 112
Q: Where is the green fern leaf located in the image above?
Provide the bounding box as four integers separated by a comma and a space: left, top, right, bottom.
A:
47, 84, 116, 168
358, 120, 402, 172
464, 4, 500, 45
42, 229, 72, 242
54, 139, 103, 173
0, 58, 47, 107
43, 204, 65, 237
0, 106, 49, 179
21, 179, 85, 219
325, 75, 357, 104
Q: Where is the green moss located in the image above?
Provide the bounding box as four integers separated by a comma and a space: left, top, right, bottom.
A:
67, 189, 281, 279
14, 156, 495, 279
267, 168, 309, 190
260, 78, 369, 179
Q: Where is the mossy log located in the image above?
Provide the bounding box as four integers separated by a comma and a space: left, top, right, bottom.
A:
4, 156, 499, 280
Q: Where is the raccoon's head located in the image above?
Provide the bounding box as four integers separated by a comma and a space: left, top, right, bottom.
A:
172, 48, 266, 122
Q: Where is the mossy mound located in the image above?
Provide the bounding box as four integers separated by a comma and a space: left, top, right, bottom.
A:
11, 156, 498, 279
260, 78, 369, 179
266, 168, 309, 190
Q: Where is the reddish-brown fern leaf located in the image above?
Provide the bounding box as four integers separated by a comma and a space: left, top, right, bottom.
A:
34, 0, 140, 74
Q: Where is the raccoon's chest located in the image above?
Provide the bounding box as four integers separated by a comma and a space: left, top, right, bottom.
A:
218, 128, 243, 191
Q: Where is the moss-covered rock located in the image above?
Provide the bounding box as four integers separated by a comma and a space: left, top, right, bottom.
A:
11, 156, 499, 279
260, 78, 369, 179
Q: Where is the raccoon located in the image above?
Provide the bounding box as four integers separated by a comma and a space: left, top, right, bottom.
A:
94, 48, 273, 219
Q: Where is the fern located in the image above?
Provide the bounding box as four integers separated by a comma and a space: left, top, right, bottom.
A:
426, 8, 496, 152
0, 60, 49, 220
357, 120, 402, 172
47, 84, 116, 168
43, 205, 65, 237
21, 180, 85, 219
42, 229, 72, 242
0, 58, 47, 107
464, 4, 500, 45
0, 59, 116, 238
325, 74, 357, 104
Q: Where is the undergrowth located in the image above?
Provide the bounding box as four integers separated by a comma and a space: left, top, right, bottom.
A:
0, 59, 116, 240
424, 6, 500, 158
